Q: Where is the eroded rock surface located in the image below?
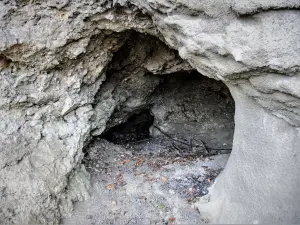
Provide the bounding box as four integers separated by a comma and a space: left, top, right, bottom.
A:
149, 73, 234, 150
0, 0, 299, 224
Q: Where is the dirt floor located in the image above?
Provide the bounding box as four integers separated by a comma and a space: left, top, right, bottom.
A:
63, 137, 229, 225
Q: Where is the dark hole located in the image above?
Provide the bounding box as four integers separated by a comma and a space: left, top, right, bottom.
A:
102, 109, 154, 145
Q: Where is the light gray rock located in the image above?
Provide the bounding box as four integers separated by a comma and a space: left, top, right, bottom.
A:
196, 85, 300, 223
0, 0, 299, 224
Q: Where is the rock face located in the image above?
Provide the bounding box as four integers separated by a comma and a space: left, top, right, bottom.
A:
0, 0, 299, 224
149, 73, 234, 150
197, 86, 300, 224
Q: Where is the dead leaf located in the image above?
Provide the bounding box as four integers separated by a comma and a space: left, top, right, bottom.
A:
106, 183, 115, 191
120, 159, 130, 165
161, 177, 167, 183
134, 158, 145, 167
169, 217, 175, 222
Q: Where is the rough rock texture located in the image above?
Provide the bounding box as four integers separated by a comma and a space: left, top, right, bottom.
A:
91, 32, 193, 137
149, 73, 234, 150
196, 85, 300, 224
0, 0, 300, 224
92, 32, 234, 150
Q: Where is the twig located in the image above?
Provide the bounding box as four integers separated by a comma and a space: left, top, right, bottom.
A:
171, 142, 183, 152
208, 148, 232, 151
153, 125, 192, 147
153, 125, 232, 154
127, 137, 153, 144
189, 138, 193, 152
198, 139, 209, 154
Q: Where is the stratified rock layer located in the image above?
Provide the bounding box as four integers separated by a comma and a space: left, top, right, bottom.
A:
0, 0, 299, 224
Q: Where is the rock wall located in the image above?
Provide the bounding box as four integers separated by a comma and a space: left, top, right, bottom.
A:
197, 85, 300, 223
91, 31, 192, 137
149, 72, 234, 150
0, 0, 299, 224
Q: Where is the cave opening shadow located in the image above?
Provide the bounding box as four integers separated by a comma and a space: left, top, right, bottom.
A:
99, 71, 234, 158
90, 31, 234, 157
102, 109, 154, 145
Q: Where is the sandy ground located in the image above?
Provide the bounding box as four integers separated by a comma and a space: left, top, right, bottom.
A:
63, 139, 229, 225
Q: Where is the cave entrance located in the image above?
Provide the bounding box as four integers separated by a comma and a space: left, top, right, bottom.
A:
84, 31, 235, 159
76, 31, 235, 224
97, 70, 234, 158
102, 109, 154, 145
89, 31, 235, 157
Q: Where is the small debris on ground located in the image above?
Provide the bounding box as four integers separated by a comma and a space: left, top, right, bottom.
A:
64, 138, 229, 225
